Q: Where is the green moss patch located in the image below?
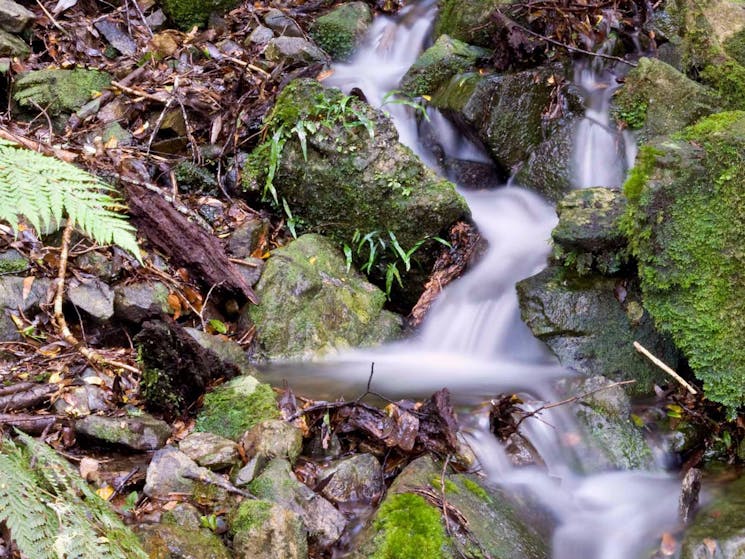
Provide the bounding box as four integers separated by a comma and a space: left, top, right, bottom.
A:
229, 499, 273, 536
371, 493, 448, 559
310, 2, 371, 61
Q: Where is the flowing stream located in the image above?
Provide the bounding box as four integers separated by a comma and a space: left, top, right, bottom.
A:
272, 2, 682, 556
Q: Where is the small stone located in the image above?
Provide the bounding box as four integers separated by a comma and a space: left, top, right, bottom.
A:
235, 257, 264, 287
179, 432, 239, 470
239, 419, 303, 465
185, 327, 255, 376
13, 68, 112, 116
67, 277, 115, 320
161, 502, 203, 530
319, 453, 384, 505
231, 500, 308, 559
101, 121, 133, 146
0, 249, 28, 274
113, 281, 171, 322
227, 217, 270, 259
0, 0, 35, 33
73, 251, 118, 280
0, 28, 28, 57
53, 385, 109, 417
248, 24, 273, 45
0, 276, 51, 342
264, 37, 329, 65
263, 9, 304, 37
75, 412, 172, 451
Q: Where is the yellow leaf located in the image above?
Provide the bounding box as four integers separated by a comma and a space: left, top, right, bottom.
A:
83, 376, 104, 386
96, 484, 115, 500
48, 372, 64, 384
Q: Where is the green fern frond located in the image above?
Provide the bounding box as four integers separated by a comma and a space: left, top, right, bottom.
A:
0, 139, 141, 261
0, 433, 148, 559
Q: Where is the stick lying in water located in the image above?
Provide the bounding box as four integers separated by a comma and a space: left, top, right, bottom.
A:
633, 341, 698, 395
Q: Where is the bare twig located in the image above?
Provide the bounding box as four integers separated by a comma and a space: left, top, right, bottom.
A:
634, 341, 698, 395
35, 0, 68, 35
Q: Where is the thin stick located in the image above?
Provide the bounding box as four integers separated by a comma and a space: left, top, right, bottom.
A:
634, 341, 697, 395
35, 0, 68, 35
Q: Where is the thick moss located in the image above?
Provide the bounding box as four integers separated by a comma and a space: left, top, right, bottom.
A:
400, 35, 489, 97
371, 494, 448, 559
159, 0, 239, 29
229, 499, 273, 536
434, 0, 504, 47
310, 2, 371, 61
622, 111, 745, 412
13, 68, 111, 115
195, 376, 279, 440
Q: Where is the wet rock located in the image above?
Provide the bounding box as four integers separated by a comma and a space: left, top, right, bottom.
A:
249, 458, 346, 547
319, 453, 384, 505
53, 385, 109, 416
113, 281, 171, 322
248, 234, 403, 360
401, 34, 488, 97
234, 257, 264, 287
517, 266, 678, 393
74, 251, 117, 281
179, 432, 239, 470
0, 28, 28, 57
162, 503, 203, 529
264, 37, 328, 65
248, 24, 273, 45
570, 376, 654, 470
13, 69, 112, 116
0, 276, 51, 342
135, 318, 243, 417
230, 499, 308, 559
184, 327, 254, 375
101, 121, 133, 146
623, 116, 745, 410
67, 277, 115, 320
239, 419, 303, 465
310, 2, 372, 61
195, 375, 279, 441
158, 0, 240, 30
434, 0, 505, 47
75, 411, 172, 451
138, 523, 231, 559
264, 8, 304, 38
0, 0, 35, 33
143, 446, 228, 500
354, 456, 547, 559
244, 79, 469, 307
613, 57, 721, 140
174, 160, 218, 193
681, 474, 745, 558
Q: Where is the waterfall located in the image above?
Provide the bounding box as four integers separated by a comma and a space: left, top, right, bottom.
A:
268, 3, 682, 557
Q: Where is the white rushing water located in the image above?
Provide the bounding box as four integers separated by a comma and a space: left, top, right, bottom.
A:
270, 2, 681, 557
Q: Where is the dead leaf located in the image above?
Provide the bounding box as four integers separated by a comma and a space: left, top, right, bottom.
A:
79, 457, 100, 481
22, 276, 35, 302
659, 532, 677, 556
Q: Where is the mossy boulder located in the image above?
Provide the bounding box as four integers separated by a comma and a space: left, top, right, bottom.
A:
668, 0, 745, 108
138, 523, 230, 559
434, 67, 584, 201
195, 375, 279, 440
400, 34, 489, 97
517, 266, 677, 393
621, 113, 745, 413
158, 0, 240, 30
353, 456, 547, 559
434, 0, 505, 47
244, 79, 468, 307
613, 57, 721, 140
309, 2, 372, 61
681, 474, 745, 558
230, 500, 308, 559
13, 68, 111, 116
248, 234, 402, 360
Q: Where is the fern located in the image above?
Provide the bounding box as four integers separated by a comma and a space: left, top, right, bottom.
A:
0, 139, 141, 260
0, 432, 148, 559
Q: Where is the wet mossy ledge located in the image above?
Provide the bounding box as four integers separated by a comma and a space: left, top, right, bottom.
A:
622, 111, 745, 413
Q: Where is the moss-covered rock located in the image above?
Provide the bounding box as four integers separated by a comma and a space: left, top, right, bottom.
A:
517, 266, 678, 393
434, 67, 584, 201
13, 68, 111, 116
195, 375, 279, 440
230, 500, 308, 559
434, 0, 505, 47
613, 57, 721, 139
400, 34, 489, 97
309, 2, 371, 61
158, 0, 239, 30
244, 79, 468, 307
138, 523, 231, 559
248, 234, 402, 360
354, 456, 547, 559
621, 112, 745, 413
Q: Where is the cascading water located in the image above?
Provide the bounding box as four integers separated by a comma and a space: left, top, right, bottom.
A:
269, 2, 682, 557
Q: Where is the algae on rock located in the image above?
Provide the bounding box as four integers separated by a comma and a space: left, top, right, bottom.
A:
309, 2, 371, 61
248, 233, 402, 361
622, 112, 745, 412
434, 0, 505, 47
158, 0, 240, 29
13, 68, 112, 116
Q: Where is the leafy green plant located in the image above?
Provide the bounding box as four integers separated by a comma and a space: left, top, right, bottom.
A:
344, 229, 450, 299
382, 89, 431, 122
0, 139, 141, 260
0, 431, 148, 558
